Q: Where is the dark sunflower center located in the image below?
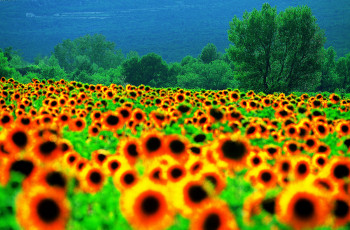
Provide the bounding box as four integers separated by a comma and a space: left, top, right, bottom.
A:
334, 200, 349, 218
146, 137, 161, 152
203, 213, 221, 230
282, 162, 290, 172
209, 108, 223, 121
221, 140, 246, 160
261, 172, 272, 182
169, 140, 185, 154
262, 198, 276, 214
68, 156, 76, 163
39, 141, 57, 156
12, 131, 27, 148
341, 125, 349, 133
127, 144, 138, 157
252, 157, 261, 165
1, 115, 10, 124
90, 171, 102, 184
267, 147, 277, 155
294, 198, 314, 219
306, 139, 315, 147
76, 120, 83, 127
318, 145, 328, 153
10, 160, 34, 177
124, 173, 135, 185
171, 168, 183, 179
106, 115, 119, 126
120, 109, 130, 118
246, 126, 256, 134
297, 164, 307, 174
317, 158, 325, 165
188, 185, 208, 203
97, 154, 106, 162
46, 171, 66, 188
317, 125, 325, 133
110, 161, 119, 170
135, 113, 143, 120
288, 143, 298, 152
37, 198, 60, 223
334, 164, 350, 179
141, 196, 160, 215
194, 134, 206, 143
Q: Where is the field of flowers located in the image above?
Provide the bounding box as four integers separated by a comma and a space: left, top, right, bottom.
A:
1, 77, 350, 230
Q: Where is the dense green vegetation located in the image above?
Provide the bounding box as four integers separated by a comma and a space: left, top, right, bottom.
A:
1, 3, 350, 93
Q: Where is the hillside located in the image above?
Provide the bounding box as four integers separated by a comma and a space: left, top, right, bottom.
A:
0, 0, 349, 62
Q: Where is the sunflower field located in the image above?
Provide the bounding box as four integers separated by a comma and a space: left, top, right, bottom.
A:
1, 76, 350, 230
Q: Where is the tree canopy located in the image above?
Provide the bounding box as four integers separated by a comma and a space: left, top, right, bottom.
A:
227, 3, 326, 93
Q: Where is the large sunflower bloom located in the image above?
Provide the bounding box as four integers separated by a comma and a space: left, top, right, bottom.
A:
119, 178, 175, 230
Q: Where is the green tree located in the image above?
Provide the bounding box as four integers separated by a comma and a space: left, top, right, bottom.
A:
200, 43, 219, 64
318, 47, 340, 92
121, 53, 170, 87
228, 3, 325, 93
0, 52, 19, 79
53, 34, 124, 73
336, 53, 350, 91
179, 59, 237, 90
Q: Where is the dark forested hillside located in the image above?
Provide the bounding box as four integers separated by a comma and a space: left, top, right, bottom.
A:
0, 0, 349, 62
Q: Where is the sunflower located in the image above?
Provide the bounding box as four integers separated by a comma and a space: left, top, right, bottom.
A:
164, 134, 189, 163
88, 124, 100, 137
166, 164, 187, 183
16, 186, 70, 230
303, 136, 319, 153
0, 111, 13, 127
140, 131, 165, 159
102, 154, 126, 176
68, 118, 86, 132
291, 156, 312, 181
102, 111, 123, 131
32, 139, 63, 163
215, 135, 250, 170
336, 121, 350, 137
5, 127, 31, 154
119, 178, 175, 230
283, 140, 301, 156
113, 169, 139, 191
276, 181, 331, 229
311, 153, 328, 170
131, 108, 147, 124
79, 164, 105, 193
117, 137, 141, 165
91, 149, 110, 166
330, 193, 350, 227
23, 167, 67, 192
245, 164, 277, 190
190, 199, 238, 230
0, 156, 37, 186
320, 157, 350, 183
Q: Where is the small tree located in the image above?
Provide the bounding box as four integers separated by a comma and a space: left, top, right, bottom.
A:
336, 53, 350, 92
200, 43, 219, 64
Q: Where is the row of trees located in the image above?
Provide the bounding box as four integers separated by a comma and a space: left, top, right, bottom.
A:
1, 3, 350, 92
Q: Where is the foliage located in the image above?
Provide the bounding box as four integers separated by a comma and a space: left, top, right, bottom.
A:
53, 34, 124, 73
318, 47, 341, 92
0, 52, 21, 80
199, 43, 220, 64
336, 53, 350, 92
121, 53, 172, 87
228, 3, 326, 93
179, 59, 238, 90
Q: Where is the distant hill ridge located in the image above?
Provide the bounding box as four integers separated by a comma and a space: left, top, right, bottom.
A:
0, 0, 349, 62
